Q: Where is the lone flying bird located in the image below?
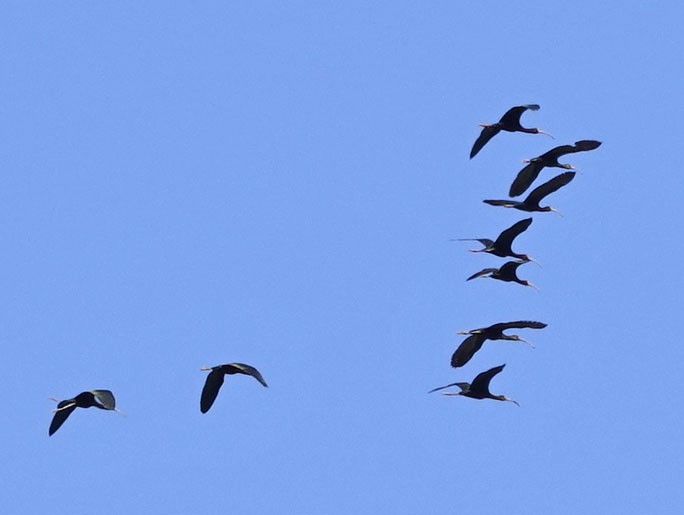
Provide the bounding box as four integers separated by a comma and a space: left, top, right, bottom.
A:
450, 320, 547, 367
429, 364, 519, 406
200, 363, 268, 413
49, 390, 118, 436
467, 259, 537, 290
509, 140, 601, 197
458, 217, 535, 262
470, 104, 551, 159
484, 172, 575, 214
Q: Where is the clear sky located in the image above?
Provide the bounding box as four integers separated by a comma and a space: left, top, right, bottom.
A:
2, 2, 683, 514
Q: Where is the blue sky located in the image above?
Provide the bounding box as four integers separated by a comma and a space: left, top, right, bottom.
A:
2, 2, 683, 513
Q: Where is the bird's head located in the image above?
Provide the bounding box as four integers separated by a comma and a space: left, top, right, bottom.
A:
535, 129, 554, 139
496, 395, 520, 406
523, 280, 540, 292
509, 335, 535, 347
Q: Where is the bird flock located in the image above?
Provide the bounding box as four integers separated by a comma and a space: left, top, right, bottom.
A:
49, 104, 601, 435
429, 104, 601, 404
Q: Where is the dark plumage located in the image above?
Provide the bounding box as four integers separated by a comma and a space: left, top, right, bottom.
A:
458, 218, 535, 262
429, 364, 519, 405
200, 363, 268, 413
467, 259, 537, 290
484, 172, 575, 213
470, 104, 550, 159
450, 320, 547, 368
49, 390, 117, 436
509, 140, 601, 197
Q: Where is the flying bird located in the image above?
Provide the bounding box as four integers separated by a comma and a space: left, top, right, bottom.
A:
484, 172, 575, 214
469, 104, 551, 159
450, 320, 547, 368
467, 259, 537, 290
429, 364, 519, 405
457, 217, 535, 262
200, 363, 268, 413
509, 140, 601, 197
49, 390, 118, 436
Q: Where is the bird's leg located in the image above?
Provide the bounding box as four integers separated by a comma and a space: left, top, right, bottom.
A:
51, 403, 75, 413
441, 392, 462, 397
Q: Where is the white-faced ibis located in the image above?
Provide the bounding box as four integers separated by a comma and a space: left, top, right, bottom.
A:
429, 364, 519, 405
467, 259, 537, 290
484, 171, 575, 214
49, 390, 118, 436
470, 104, 551, 159
200, 363, 268, 413
450, 320, 547, 367
458, 217, 535, 262
509, 140, 601, 197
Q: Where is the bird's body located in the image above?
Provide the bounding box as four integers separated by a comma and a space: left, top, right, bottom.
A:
451, 320, 546, 368
509, 140, 601, 197
467, 259, 537, 290
429, 364, 519, 405
200, 363, 268, 413
458, 217, 535, 261
470, 104, 549, 159
49, 390, 117, 436
484, 172, 575, 213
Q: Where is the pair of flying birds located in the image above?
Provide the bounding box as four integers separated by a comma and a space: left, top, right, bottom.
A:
48, 363, 267, 435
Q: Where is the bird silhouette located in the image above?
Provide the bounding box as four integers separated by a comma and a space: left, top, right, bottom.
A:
470, 104, 551, 159
49, 390, 118, 436
467, 259, 537, 290
509, 140, 601, 197
450, 320, 547, 367
429, 364, 519, 405
200, 363, 268, 413
457, 218, 535, 262
484, 171, 575, 214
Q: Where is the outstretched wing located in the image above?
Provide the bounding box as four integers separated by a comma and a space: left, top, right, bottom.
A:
524, 172, 575, 206
470, 125, 501, 159
470, 364, 506, 396
546, 139, 602, 159
451, 334, 487, 368
91, 390, 117, 410
493, 218, 533, 252
49, 401, 77, 436
200, 369, 226, 413
428, 381, 470, 394
226, 363, 268, 388
498, 104, 539, 126
457, 238, 495, 249
482, 199, 518, 208
466, 268, 498, 281
489, 320, 547, 332
509, 161, 544, 197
